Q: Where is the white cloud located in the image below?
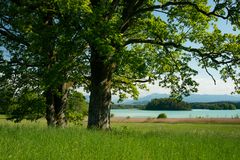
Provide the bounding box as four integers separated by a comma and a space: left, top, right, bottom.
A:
195, 77, 234, 95
138, 76, 235, 97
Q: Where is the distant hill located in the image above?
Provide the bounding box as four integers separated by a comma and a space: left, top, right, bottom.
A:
119, 93, 240, 105
84, 93, 240, 105
120, 93, 169, 105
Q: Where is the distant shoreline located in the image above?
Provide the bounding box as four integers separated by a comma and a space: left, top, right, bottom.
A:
110, 117, 240, 124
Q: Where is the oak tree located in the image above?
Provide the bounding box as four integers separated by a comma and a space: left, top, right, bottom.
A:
0, 0, 87, 127
75, 0, 240, 129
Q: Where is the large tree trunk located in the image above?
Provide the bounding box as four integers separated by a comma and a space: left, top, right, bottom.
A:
44, 11, 58, 127
45, 83, 70, 127
45, 89, 56, 127
88, 50, 113, 129
54, 84, 69, 127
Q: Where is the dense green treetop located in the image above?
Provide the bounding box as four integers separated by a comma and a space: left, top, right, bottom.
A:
0, 0, 89, 124
0, 0, 88, 94
61, 0, 240, 99
1, 0, 239, 99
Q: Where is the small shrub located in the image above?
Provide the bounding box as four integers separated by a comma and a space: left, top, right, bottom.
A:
157, 113, 167, 119
196, 116, 204, 119
126, 116, 130, 119
232, 114, 240, 119
66, 111, 85, 125
110, 113, 114, 118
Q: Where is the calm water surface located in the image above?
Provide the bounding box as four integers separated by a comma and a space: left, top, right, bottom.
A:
111, 109, 240, 118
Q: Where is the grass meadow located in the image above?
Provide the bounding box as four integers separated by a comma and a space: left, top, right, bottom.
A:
0, 118, 240, 160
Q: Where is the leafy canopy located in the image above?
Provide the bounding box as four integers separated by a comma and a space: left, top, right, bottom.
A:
1, 0, 240, 102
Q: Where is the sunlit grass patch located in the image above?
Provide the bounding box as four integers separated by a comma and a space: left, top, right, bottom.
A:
0, 122, 240, 160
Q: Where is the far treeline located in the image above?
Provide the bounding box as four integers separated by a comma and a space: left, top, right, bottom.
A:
112, 98, 240, 110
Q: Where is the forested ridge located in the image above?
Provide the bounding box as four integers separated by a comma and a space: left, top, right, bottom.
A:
112, 99, 240, 110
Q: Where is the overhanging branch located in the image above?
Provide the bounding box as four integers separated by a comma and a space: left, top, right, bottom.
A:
113, 77, 152, 85
124, 38, 240, 65
135, 1, 236, 20
0, 28, 29, 47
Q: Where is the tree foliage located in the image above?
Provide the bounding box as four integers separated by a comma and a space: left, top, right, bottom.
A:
67, 91, 88, 114
6, 89, 46, 122
157, 113, 167, 118
0, 0, 88, 126
65, 91, 88, 125
2, 89, 88, 123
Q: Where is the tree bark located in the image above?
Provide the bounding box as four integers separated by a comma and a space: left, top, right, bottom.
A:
88, 50, 113, 129
45, 83, 70, 127
54, 84, 69, 127
45, 89, 56, 127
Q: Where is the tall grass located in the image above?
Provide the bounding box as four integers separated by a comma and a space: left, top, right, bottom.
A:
0, 120, 240, 160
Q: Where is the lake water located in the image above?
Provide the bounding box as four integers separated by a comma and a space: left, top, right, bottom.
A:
111, 109, 240, 118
